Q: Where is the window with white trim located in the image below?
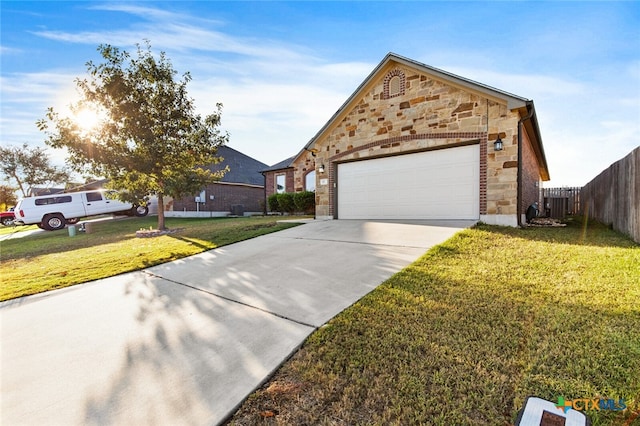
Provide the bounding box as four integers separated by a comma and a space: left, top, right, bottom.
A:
305, 171, 316, 192
276, 174, 286, 194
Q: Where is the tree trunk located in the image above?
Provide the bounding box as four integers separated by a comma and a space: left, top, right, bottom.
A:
156, 193, 166, 230
13, 175, 26, 197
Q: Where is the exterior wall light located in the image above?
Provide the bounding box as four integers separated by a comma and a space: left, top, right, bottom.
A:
494, 136, 504, 151
318, 164, 325, 173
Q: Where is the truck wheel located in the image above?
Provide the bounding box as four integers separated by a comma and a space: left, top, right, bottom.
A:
43, 214, 66, 231
66, 218, 80, 224
134, 205, 149, 217
1, 217, 14, 226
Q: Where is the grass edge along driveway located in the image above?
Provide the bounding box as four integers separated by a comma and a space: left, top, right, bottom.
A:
0, 216, 305, 301
227, 219, 639, 426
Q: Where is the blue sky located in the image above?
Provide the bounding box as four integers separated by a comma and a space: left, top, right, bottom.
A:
1, 1, 639, 187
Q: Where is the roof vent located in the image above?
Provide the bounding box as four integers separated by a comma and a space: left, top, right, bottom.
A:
383, 69, 405, 99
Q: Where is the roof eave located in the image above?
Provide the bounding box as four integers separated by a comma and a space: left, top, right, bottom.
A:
301, 55, 392, 153
302, 52, 531, 154
518, 102, 550, 181
388, 54, 530, 109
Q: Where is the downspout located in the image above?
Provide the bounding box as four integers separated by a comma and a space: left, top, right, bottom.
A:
517, 102, 534, 227
261, 172, 267, 215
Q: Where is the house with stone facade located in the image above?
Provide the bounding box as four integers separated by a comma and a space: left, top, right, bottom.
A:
167, 146, 267, 217
263, 53, 550, 226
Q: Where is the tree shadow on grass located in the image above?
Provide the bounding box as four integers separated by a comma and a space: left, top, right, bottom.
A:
0, 217, 296, 261
0, 216, 156, 261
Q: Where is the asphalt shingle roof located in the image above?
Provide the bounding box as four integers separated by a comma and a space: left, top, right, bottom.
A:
260, 156, 296, 173
207, 146, 269, 186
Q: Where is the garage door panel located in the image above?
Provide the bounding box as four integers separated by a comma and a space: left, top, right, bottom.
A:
337, 145, 479, 220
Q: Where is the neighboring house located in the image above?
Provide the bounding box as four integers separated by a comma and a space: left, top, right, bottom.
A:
263, 53, 550, 226
167, 146, 268, 217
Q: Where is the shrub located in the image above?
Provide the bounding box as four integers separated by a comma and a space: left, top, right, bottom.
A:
294, 191, 315, 214
267, 193, 279, 213
277, 192, 295, 214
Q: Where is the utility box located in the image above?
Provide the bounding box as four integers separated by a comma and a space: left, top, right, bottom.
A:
230, 204, 244, 216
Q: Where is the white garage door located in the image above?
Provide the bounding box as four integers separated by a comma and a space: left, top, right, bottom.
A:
337, 144, 479, 220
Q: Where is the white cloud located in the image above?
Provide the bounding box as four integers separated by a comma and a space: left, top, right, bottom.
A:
0, 45, 22, 55
4, 4, 375, 166
444, 67, 586, 99
32, 4, 310, 62
189, 78, 361, 165
88, 3, 196, 22
5, 2, 639, 182
438, 65, 639, 186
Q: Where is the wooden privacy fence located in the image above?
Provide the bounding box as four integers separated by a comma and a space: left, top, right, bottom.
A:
542, 187, 581, 218
581, 146, 640, 243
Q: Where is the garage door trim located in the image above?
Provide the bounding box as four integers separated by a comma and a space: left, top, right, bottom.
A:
335, 143, 480, 220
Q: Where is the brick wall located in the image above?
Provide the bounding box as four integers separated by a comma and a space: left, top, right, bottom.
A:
520, 127, 542, 215
264, 169, 295, 212
172, 183, 264, 213
264, 172, 275, 198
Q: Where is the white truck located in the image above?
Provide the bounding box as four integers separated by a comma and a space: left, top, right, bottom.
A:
14, 190, 149, 231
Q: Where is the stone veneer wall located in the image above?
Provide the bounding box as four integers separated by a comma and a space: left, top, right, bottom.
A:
291, 64, 524, 221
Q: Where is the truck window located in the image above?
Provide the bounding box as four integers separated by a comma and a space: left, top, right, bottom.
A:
86, 192, 103, 202
34, 196, 73, 206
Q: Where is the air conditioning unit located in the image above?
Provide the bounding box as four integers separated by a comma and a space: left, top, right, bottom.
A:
231, 204, 244, 216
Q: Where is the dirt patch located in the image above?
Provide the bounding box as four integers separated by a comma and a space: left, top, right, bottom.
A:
527, 218, 567, 227
226, 377, 308, 425
135, 228, 185, 238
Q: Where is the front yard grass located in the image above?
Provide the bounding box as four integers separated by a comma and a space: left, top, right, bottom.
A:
0, 216, 304, 301
0, 223, 39, 236
228, 219, 640, 425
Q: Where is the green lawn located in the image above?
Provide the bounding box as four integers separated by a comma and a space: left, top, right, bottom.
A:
228, 219, 640, 425
0, 216, 304, 301
0, 223, 39, 236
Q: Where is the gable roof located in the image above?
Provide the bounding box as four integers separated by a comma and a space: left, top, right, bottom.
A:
299, 52, 549, 180
208, 145, 268, 186
260, 155, 296, 173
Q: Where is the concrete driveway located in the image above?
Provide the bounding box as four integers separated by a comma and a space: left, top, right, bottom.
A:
1, 219, 474, 425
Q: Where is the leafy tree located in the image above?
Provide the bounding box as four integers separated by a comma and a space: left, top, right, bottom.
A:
0, 184, 18, 210
38, 41, 228, 230
0, 143, 69, 197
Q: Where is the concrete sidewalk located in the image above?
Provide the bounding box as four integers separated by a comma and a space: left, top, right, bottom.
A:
1, 219, 474, 425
